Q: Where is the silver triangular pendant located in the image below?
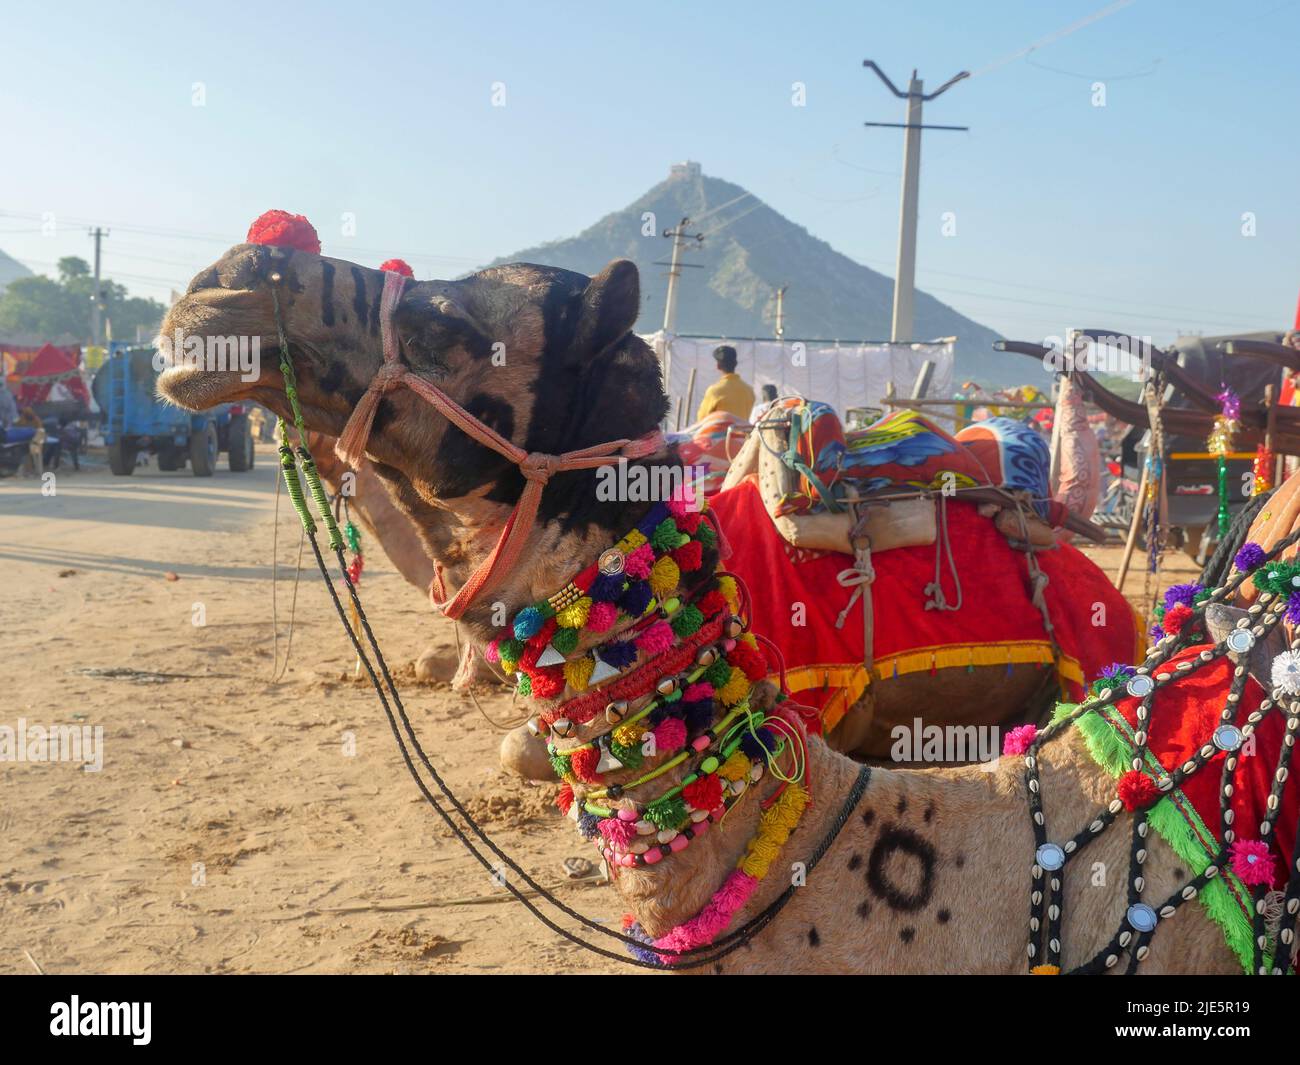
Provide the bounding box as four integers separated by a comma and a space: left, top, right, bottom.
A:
589, 656, 620, 685
536, 644, 566, 667
595, 746, 625, 774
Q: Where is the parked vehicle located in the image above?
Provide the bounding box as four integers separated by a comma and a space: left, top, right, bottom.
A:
92, 343, 255, 477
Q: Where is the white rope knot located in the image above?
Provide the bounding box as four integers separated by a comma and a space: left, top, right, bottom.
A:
835, 546, 875, 630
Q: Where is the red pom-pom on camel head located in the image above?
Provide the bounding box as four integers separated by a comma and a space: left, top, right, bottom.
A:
379, 258, 414, 278
245, 210, 321, 255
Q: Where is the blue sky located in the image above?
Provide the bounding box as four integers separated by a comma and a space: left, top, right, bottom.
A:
2, 0, 1297, 344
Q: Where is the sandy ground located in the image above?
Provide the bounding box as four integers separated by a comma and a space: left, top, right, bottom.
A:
0, 449, 1198, 975
0, 446, 621, 975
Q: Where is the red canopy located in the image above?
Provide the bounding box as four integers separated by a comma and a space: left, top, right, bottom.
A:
18, 343, 90, 407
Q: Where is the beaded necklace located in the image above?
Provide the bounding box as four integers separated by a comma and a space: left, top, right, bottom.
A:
1021, 540, 1300, 975
486, 493, 810, 892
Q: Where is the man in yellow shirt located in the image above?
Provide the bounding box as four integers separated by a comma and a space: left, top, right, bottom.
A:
695, 345, 755, 422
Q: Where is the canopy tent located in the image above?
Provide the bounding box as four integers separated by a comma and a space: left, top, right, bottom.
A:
17, 343, 90, 407
647, 332, 955, 427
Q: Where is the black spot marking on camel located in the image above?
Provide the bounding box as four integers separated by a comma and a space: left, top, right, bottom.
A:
713, 963, 724, 974
923, 802, 935, 824
856, 900, 871, 920
896, 795, 907, 816
862, 808, 875, 828
955, 854, 965, 870
900, 927, 915, 944
847, 853, 862, 871
866, 824, 937, 913
808, 927, 820, 948
937, 909, 951, 924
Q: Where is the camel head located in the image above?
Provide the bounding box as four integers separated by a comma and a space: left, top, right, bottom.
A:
158, 218, 670, 629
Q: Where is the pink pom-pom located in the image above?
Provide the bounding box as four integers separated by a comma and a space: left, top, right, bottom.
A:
1228, 839, 1277, 887
1002, 724, 1037, 756
484, 638, 501, 664
597, 817, 637, 847
653, 717, 687, 752
586, 601, 618, 632
624, 543, 655, 579
636, 620, 674, 656
682, 682, 714, 702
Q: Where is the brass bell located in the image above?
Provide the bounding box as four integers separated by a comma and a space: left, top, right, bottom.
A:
656, 676, 678, 697
605, 700, 629, 724
526, 717, 548, 737
696, 646, 718, 667
725, 615, 746, 639
551, 717, 574, 738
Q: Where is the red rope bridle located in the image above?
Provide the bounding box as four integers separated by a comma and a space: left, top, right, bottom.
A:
333, 270, 665, 620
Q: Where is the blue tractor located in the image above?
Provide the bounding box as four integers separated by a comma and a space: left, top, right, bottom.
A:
94, 343, 255, 477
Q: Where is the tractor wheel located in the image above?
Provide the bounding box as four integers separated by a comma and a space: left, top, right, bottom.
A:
190, 423, 218, 477
107, 438, 137, 476
227, 414, 255, 472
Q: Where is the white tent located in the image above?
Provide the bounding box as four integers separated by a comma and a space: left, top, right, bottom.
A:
647, 332, 954, 427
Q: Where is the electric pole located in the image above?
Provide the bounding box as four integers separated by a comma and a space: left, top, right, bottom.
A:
862, 61, 969, 343
656, 217, 703, 334
773, 284, 788, 340
89, 226, 109, 348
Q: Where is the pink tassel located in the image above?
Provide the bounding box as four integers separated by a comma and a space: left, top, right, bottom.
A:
636, 620, 675, 655
1228, 839, 1277, 887
653, 717, 687, 753
598, 818, 636, 846
587, 601, 618, 632
624, 543, 655, 580
1002, 724, 1037, 756
682, 681, 714, 703
653, 870, 758, 960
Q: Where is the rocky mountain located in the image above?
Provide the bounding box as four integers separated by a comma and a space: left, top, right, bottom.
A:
490, 162, 1027, 386
0, 247, 33, 294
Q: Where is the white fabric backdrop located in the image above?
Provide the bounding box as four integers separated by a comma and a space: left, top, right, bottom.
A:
645, 332, 954, 425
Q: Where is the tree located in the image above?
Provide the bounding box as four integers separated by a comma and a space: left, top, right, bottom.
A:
0, 258, 166, 343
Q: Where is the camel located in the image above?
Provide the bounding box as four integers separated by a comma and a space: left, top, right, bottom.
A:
157, 228, 1292, 973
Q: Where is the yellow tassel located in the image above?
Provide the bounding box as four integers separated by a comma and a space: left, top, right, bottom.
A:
612, 722, 644, 748
718, 575, 738, 608
649, 556, 680, 598
563, 655, 594, 691
617, 529, 647, 553
716, 666, 750, 706
740, 632, 758, 650
717, 751, 751, 782
556, 596, 592, 629
739, 783, 807, 879
1030, 964, 1060, 976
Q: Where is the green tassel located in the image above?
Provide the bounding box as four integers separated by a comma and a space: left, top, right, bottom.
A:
516, 673, 532, 697
670, 604, 704, 638
644, 795, 686, 830
549, 750, 571, 779
696, 523, 717, 548
704, 658, 732, 688
609, 740, 643, 770
651, 517, 680, 552
552, 627, 579, 654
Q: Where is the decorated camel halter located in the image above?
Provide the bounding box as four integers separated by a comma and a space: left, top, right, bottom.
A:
328, 269, 665, 620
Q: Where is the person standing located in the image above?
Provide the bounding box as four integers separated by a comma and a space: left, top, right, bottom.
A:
695, 345, 755, 422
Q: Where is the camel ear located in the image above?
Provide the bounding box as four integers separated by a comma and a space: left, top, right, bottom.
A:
575, 259, 640, 356
1204, 603, 1286, 689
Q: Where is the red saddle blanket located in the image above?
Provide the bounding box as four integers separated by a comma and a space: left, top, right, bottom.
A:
1068, 647, 1297, 972
709, 478, 1142, 730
